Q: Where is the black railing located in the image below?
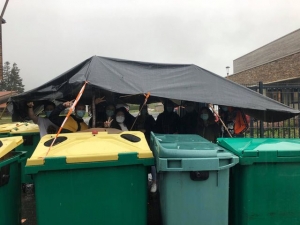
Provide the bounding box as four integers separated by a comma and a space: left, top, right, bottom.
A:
243, 82, 300, 138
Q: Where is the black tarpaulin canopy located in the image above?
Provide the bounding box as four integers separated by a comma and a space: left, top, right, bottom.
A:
10, 55, 300, 122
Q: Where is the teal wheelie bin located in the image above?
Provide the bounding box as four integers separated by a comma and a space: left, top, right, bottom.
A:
150, 133, 239, 225
218, 138, 300, 225
0, 136, 24, 225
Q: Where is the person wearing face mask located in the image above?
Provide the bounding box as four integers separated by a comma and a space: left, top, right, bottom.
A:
27, 101, 58, 138
102, 103, 118, 128
197, 106, 220, 143
89, 103, 117, 128
218, 105, 248, 137
49, 101, 88, 132
219, 105, 233, 137
155, 99, 180, 134
112, 107, 133, 131
133, 103, 155, 141
116, 104, 135, 129
180, 101, 198, 134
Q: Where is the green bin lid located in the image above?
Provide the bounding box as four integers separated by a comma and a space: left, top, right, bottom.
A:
0, 136, 24, 158
152, 133, 232, 158
151, 133, 238, 171
217, 138, 300, 164
152, 133, 210, 143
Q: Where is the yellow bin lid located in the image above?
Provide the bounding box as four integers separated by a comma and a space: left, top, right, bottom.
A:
27, 131, 154, 166
0, 122, 26, 133
10, 123, 39, 133
0, 136, 24, 158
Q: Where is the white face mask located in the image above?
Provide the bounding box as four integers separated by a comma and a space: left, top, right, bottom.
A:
201, 114, 209, 121
106, 110, 114, 117
76, 110, 85, 118
45, 111, 52, 118
116, 116, 125, 123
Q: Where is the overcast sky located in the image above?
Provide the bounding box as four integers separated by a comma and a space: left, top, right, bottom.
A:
2, 0, 300, 91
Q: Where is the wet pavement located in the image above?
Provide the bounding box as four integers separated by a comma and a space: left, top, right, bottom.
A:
21, 190, 36, 225
21, 185, 162, 225
147, 192, 162, 225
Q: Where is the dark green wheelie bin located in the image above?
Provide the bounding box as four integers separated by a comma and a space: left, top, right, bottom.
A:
10, 123, 40, 184
26, 131, 154, 225
218, 138, 300, 225
0, 136, 24, 225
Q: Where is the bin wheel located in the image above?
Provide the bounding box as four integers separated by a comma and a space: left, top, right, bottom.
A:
22, 184, 26, 193
22, 183, 35, 194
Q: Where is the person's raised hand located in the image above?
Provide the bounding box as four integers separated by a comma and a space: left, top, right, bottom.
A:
104, 117, 113, 128
27, 102, 34, 108
95, 96, 106, 105
63, 100, 74, 108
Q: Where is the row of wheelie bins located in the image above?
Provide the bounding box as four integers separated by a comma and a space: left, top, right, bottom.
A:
2, 128, 300, 224
150, 133, 300, 225
1, 129, 154, 225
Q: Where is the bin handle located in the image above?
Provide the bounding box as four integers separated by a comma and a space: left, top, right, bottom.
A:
218, 158, 238, 170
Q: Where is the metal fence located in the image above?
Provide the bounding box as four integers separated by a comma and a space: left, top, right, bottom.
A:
243, 82, 300, 138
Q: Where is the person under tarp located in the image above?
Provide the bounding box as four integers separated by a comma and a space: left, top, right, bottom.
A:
197, 106, 220, 143
49, 101, 88, 132
219, 106, 249, 137
154, 99, 180, 134
179, 101, 198, 134
27, 101, 58, 137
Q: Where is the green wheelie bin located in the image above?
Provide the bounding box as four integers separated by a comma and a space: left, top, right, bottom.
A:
0, 136, 24, 225
218, 138, 300, 225
26, 130, 154, 225
150, 133, 239, 225
10, 122, 40, 184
